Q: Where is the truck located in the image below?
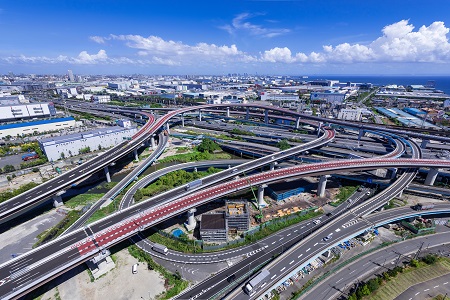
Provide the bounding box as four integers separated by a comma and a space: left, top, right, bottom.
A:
414, 203, 435, 211
152, 243, 168, 255
244, 269, 270, 295
184, 179, 202, 191
22, 152, 39, 161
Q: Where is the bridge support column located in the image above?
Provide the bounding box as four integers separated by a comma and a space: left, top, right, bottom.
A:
226, 107, 230, 118
425, 168, 439, 185
264, 109, 269, 124
388, 168, 397, 179
185, 208, 197, 231
317, 122, 322, 137
246, 107, 250, 120
295, 117, 301, 130
358, 129, 364, 141
317, 175, 331, 198
270, 162, 277, 171
257, 184, 268, 208
193, 167, 197, 173
181, 114, 185, 127
150, 135, 156, 150
198, 110, 202, 122
134, 149, 139, 161
421, 139, 429, 149
104, 166, 111, 183
398, 190, 403, 198
86, 249, 115, 279
52, 195, 63, 207
166, 123, 170, 135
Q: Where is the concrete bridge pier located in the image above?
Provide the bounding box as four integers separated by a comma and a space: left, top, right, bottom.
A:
181, 114, 185, 127
245, 107, 250, 120
270, 162, 277, 171
166, 123, 170, 135
295, 117, 301, 130
424, 168, 440, 185
388, 168, 398, 179
264, 109, 269, 124
193, 167, 197, 173
52, 195, 63, 207
317, 175, 331, 198
358, 129, 364, 141
257, 184, 268, 208
104, 166, 111, 183
185, 208, 197, 231
317, 122, 322, 137
134, 149, 139, 161
150, 135, 156, 150
198, 110, 202, 122
421, 139, 429, 149
226, 107, 230, 118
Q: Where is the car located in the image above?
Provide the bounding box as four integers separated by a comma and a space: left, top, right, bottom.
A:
313, 219, 321, 225
326, 212, 333, 217
323, 235, 332, 242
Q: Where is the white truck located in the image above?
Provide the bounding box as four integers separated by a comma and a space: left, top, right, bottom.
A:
152, 243, 168, 255
244, 269, 270, 295
184, 179, 202, 191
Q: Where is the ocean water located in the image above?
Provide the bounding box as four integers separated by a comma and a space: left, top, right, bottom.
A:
300, 75, 450, 95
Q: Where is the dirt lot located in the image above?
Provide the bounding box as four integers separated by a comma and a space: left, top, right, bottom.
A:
39, 247, 166, 300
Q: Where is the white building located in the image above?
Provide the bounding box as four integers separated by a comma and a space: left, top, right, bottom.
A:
39, 126, 137, 161
0, 117, 77, 139
93, 95, 111, 103
338, 109, 362, 121
117, 119, 132, 128
260, 92, 299, 102
0, 103, 57, 121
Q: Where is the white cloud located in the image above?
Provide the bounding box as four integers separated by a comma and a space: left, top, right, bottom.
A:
89, 36, 106, 44
220, 13, 291, 38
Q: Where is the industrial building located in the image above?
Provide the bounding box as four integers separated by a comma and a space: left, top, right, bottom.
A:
225, 201, 249, 232
200, 213, 228, 243
266, 179, 314, 201
0, 102, 56, 122
260, 92, 299, 102
375, 107, 440, 129
310, 92, 346, 104
337, 109, 362, 121
0, 117, 77, 140
92, 95, 111, 103
39, 126, 137, 161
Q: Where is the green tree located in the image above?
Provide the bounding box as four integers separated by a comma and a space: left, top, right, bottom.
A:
3, 165, 15, 173
134, 189, 143, 201
276, 139, 291, 150
367, 278, 380, 292
410, 259, 419, 267
197, 139, 220, 153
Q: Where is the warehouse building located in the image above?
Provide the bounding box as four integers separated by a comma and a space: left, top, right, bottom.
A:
200, 213, 228, 243
0, 117, 77, 140
0, 102, 56, 122
39, 126, 137, 161
225, 201, 249, 232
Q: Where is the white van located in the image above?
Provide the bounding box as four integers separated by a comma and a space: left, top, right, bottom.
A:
132, 263, 138, 274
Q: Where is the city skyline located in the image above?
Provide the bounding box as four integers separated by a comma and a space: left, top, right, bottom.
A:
1, 0, 450, 75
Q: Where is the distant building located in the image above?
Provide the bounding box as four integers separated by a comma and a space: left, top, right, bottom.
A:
200, 213, 227, 243
310, 92, 346, 104
260, 92, 299, 102
117, 119, 132, 128
0, 102, 56, 122
39, 126, 137, 161
68, 70, 75, 82
338, 109, 362, 121
0, 117, 77, 139
108, 82, 129, 91
92, 95, 111, 103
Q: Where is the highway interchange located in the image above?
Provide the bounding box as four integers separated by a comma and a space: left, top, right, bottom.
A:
1, 103, 450, 299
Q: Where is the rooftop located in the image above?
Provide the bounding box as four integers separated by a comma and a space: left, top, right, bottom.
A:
200, 213, 225, 230
0, 117, 75, 131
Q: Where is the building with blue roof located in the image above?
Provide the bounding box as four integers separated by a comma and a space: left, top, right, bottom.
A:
0, 117, 77, 139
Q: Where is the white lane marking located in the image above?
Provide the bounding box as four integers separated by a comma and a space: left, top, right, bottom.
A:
415, 292, 420, 296
280, 267, 286, 272
271, 275, 277, 280
424, 289, 429, 292
314, 243, 318, 246
444, 282, 448, 285
433, 285, 439, 288
349, 270, 356, 274
306, 248, 310, 252
298, 254, 303, 258
289, 260, 294, 265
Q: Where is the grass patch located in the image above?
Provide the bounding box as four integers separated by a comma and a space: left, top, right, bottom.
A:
34, 210, 81, 247
128, 244, 189, 299
64, 193, 104, 209
158, 150, 231, 163
330, 185, 359, 207
0, 182, 40, 204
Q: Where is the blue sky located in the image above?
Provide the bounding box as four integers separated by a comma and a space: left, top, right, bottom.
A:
1, 0, 450, 75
